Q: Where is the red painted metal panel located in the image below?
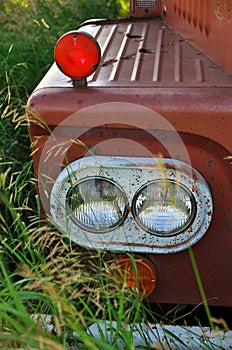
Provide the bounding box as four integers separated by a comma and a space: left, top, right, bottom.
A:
27, 16, 232, 306
162, 0, 232, 76
37, 19, 232, 88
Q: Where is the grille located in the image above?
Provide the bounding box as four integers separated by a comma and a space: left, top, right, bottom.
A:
136, 0, 157, 8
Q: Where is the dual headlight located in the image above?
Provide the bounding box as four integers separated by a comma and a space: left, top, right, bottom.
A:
50, 156, 213, 253
66, 176, 195, 237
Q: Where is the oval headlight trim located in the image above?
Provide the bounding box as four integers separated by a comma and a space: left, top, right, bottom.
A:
50, 156, 213, 254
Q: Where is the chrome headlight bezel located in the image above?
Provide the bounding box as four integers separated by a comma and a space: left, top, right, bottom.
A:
50, 156, 213, 254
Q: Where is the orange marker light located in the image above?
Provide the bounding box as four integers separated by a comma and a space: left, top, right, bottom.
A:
115, 255, 157, 299
54, 31, 101, 80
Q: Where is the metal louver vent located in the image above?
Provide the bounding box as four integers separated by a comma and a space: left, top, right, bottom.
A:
136, 0, 157, 8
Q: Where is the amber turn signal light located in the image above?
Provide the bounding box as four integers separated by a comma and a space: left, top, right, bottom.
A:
114, 255, 157, 299
54, 31, 101, 80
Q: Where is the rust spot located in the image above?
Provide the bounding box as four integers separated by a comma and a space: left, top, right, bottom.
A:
139, 48, 152, 54
192, 186, 200, 196
127, 34, 142, 39
121, 53, 136, 60
102, 59, 118, 67
208, 159, 213, 168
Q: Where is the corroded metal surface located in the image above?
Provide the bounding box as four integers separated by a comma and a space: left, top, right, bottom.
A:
27, 15, 232, 307
86, 322, 232, 350
164, 0, 232, 76
50, 156, 213, 254
31, 315, 232, 349
35, 18, 232, 88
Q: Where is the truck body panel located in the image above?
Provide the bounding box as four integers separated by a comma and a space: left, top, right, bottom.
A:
28, 5, 232, 306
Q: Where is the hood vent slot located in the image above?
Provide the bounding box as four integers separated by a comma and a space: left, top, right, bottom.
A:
136, 0, 157, 8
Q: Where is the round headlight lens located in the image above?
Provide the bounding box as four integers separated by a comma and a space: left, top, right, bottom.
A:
132, 180, 196, 236
66, 177, 128, 233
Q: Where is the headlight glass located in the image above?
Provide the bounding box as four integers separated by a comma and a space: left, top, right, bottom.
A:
132, 180, 196, 236
66, 176, 128, 233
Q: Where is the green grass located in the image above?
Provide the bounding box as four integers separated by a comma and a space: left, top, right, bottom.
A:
0, 1, 155, 348
0, 0, 130, 210
0, 0, 129, 96
0, 1, 229, 349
